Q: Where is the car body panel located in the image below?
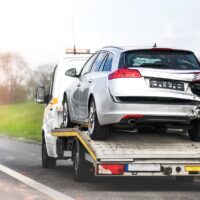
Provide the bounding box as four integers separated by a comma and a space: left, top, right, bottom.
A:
65, 47, 200, 127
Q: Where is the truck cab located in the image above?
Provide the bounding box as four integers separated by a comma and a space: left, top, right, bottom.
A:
36, 50, 91, 160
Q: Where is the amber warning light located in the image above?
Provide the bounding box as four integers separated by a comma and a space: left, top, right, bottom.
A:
65, 49, 90, 54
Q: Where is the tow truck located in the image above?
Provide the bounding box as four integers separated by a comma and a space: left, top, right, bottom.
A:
36, 49, 200, 182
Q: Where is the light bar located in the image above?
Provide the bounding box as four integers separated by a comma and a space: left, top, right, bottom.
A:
65, 48, 90, 54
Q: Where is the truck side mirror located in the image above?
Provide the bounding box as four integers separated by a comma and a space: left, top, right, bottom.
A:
36, 87, 46, 104
65, 68, 79, 77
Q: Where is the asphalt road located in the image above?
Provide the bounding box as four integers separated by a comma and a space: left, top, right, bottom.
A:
0, 136, 200, 200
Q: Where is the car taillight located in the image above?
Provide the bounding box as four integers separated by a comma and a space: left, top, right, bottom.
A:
97, 164, 125, 175
108, 67, 142, 80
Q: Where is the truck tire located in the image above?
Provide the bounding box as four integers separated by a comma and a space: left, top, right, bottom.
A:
188, 120, 200, 141
62, 96, 74, 128
42, 138, 56, 169
175, 176, 194, 182
88, 99, 109, 140
73, 141, 93, 182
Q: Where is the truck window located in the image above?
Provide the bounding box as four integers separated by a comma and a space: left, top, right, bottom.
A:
49, 65, 58, 100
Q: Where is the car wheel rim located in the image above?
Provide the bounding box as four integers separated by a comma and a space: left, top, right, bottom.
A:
63, 100, 68, 127
89, 102, 95, 135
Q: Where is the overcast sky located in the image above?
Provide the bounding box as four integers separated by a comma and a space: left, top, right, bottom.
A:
0, 0, 200, 68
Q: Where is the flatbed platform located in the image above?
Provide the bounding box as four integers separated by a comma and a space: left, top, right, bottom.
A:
52, 129, 200, 162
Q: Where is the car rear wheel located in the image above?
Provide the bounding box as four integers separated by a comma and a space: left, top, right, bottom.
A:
62, 96, 73, 128
188, 120, 200, 141
88, 99, 109, 140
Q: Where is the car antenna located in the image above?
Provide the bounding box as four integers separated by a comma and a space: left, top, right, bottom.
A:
71, 17, 76, 54
153, 43, 157, 48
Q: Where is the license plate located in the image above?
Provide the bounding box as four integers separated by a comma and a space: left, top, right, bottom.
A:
150, 79, 184, 91
125, 164, 161, 172
185, 166, 200, 172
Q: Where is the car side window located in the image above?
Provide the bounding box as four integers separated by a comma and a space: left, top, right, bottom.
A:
100, 54, 113, 71
81, 53, 98, 76
90, 52, 107, 72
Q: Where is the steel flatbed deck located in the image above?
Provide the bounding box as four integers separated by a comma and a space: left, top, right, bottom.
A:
52, 128, 200, 177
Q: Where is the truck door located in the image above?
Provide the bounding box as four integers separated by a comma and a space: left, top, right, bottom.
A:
44, 66, 58, 136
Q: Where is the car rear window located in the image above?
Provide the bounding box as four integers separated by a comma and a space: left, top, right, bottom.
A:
124, 50, 200, 70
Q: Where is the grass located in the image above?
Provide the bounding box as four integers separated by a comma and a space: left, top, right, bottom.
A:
0, 103, 44, 141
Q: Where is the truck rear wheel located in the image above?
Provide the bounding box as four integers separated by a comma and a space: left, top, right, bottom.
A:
73, 141, 93, 182
88, 99, 109, 140
42, 138, 56, 169
188, 120, 200, 141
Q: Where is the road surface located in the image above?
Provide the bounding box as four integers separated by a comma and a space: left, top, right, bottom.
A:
0, 136, 200, 200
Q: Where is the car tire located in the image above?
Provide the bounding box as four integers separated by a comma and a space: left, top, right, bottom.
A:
42, 138, 56, 169
73, 141, 93, 182
188, 120, 200, 141
62, 96, 74, 128
88, 99, 109, 140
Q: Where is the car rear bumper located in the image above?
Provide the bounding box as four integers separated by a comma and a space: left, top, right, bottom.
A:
97, 101, 200, 125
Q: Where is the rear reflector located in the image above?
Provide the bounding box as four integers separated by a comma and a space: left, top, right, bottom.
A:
108, 67, 141, 80
185, 166, 200, 172
98, 164, 124, 175
122, 114, 144, 119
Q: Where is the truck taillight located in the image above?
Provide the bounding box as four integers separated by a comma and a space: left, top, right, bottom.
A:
97, 164, 124, 175
108, 67, 141, 80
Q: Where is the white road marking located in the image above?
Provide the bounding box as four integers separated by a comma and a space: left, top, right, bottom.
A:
0, 164, 75, 200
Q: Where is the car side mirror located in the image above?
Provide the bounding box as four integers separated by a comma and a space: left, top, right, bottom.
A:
36, 87, 46, 104
65, 68, 79, 77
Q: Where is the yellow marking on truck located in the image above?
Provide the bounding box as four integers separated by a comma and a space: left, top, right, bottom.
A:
52, 131, 97, 161
185, 166, 200, 172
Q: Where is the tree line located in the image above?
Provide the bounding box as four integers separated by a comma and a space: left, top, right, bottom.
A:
0, 52, 53, 105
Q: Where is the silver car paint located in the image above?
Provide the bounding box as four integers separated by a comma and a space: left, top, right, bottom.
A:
66, 47, 200, 126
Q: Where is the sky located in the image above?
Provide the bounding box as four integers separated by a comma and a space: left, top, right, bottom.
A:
0, 0, 200, 68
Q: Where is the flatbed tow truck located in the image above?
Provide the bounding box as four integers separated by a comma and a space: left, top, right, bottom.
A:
51, 127, 200, 182
36, 49, 200, 182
